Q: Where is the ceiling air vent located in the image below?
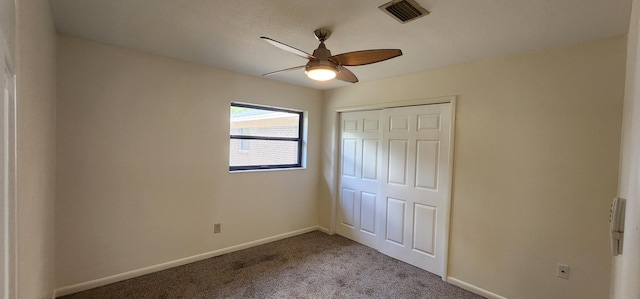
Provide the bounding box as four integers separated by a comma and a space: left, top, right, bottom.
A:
379, 0, 429, 24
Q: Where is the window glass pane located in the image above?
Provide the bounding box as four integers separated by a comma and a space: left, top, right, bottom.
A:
230, 106, 299, 138
229, 140, 299, 167
239, 128, 250, 151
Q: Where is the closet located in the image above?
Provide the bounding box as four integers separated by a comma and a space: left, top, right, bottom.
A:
337, 103, 453, 276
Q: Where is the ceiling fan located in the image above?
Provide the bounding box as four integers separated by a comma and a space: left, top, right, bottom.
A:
261, 29, 403, 83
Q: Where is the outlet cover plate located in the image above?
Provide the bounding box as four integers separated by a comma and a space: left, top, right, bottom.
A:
557, 264, 570, 279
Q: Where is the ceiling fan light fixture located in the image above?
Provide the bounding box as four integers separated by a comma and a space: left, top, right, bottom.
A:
306, 67, 336, 81
305, 61, 337, 81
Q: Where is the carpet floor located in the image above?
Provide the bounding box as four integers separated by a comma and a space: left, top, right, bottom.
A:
59, 231, 485, 299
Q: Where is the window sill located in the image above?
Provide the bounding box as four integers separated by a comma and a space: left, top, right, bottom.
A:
229, 166, 306, 173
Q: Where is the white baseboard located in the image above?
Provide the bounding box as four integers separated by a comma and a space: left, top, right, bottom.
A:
447, 277, 507, 299
55, 226, 320, 297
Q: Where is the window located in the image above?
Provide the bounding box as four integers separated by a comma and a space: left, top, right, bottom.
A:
229, 102, 304, 171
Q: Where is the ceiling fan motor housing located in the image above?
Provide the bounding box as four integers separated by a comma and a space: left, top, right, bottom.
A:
312, 42, 332, 60
307, 42, 338, 74
305, 59, 338, 73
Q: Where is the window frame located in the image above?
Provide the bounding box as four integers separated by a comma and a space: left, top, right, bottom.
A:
229, 102, 304, 171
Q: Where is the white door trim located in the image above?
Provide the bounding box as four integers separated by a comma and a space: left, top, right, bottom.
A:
330, 95, 456, 280
0, 28, 17, 299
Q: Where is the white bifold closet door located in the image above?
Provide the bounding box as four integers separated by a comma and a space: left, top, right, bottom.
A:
337, 110, 383, 249
337, 103, 452, 277
378, 103, 452, 276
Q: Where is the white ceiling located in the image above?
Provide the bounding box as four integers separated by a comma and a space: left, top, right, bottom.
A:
50, 0, 633, 90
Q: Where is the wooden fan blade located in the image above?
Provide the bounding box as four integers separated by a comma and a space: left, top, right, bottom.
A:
261, 37, 315, 60
330, 49, 402, 66
262, 65, 305, 77
336, 66, 358, 83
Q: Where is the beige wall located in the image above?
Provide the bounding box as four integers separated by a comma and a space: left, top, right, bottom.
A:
612, 0, 640, 298
16, 0, 57, 298
321, 37, 626, 299
55, 32, 626, 298
55, 36, 323, 288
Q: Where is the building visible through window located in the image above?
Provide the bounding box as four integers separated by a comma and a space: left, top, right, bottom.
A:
229, 103, 303, 171
239, 128, 250, 151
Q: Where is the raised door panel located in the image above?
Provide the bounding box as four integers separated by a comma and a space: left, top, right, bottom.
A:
342, 139, 357, 178
385, 197, 405, 245
362, 139, 379, 181
363, 119, 380, 132
417, 114, 440, 131
390, 116, 410, 131
415, 140, 439, 190
340, 188, 356, 228
360, 192, 377, 234
413, 204, 436, 256
387, 140, 408, 186
343, 119, 358, 132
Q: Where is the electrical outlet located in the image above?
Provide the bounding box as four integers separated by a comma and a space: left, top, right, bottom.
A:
557, 263, 570, 279
214, 223, 221, 234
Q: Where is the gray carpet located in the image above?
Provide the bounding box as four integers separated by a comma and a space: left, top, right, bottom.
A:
59, 231, 485, 299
